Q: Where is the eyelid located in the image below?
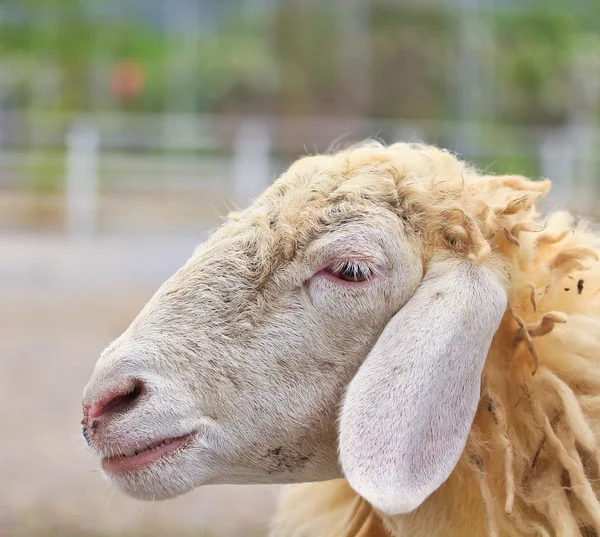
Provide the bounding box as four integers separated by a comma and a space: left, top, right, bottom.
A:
328, 259, 371, 274
323, 258, 380, 282
304, 236, 387, 267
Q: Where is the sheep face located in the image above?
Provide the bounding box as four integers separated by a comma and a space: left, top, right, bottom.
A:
83, 145, 509, 514
82, 164, 424, 501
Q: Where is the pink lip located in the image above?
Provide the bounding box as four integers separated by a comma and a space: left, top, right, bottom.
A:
102, 433, 194, 474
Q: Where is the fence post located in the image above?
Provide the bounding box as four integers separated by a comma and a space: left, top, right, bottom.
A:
539, 128, 575, 212
232, 119, 271, 209
65, 119, 99, 239
567, 37, 600, 215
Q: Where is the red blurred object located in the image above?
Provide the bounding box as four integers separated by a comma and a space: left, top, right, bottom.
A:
110, 60, 146, 100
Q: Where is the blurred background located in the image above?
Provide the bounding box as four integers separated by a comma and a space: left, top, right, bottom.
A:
1, 0, 600, 535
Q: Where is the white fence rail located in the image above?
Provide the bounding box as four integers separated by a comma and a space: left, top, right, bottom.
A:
0, 112, 599, 236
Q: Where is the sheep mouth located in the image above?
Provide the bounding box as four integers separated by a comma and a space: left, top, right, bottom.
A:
102, 433, 195, 474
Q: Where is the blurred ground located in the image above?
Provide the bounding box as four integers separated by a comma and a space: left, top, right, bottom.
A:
0, 233, 280, 537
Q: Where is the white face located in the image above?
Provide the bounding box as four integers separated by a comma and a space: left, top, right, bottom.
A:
82, 152, 507, 515
82, 207, 423, 501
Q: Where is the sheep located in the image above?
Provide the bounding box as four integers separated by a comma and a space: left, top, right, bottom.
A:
82, 142, 600, 537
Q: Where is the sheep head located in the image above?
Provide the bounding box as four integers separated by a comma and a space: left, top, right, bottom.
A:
82, 143, 550, 514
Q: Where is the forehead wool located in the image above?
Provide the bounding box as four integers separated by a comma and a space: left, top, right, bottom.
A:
226, 142, 548, 283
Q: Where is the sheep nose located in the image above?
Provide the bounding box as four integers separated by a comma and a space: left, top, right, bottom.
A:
83, 380, 144, 427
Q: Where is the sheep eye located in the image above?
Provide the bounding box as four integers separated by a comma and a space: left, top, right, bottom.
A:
332, 260, 372, 282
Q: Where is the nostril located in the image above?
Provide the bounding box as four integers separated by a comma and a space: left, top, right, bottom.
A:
87, 380, 144, 423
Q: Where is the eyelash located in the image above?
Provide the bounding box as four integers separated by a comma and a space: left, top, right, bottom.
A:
327, 260, 374, 282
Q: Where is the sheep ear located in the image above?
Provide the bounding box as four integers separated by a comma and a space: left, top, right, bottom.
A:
339, 257, 507, 515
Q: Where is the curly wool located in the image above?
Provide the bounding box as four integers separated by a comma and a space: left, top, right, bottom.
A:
270, 143, 600, 537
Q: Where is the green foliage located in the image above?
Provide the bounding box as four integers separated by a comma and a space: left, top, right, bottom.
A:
0, 0, 599, 122
494, 9, 576, 124
370, 4, 453, 119
271, 6, 338, 115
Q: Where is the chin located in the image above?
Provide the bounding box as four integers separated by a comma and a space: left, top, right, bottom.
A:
106, 467, 197, 501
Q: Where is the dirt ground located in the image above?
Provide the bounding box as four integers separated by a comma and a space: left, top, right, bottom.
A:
0, 236, 279, 537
